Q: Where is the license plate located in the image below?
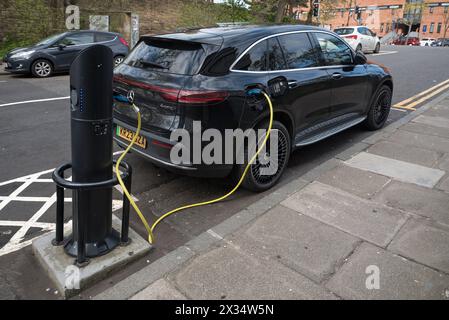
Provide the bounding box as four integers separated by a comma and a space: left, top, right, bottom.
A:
117, 126, 147, 149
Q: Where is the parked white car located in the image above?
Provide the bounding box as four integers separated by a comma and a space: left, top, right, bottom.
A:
334, 26, 381, 53
420, 38, 436, 46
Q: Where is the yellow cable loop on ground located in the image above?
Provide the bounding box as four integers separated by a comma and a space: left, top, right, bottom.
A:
116, 92, 274, 244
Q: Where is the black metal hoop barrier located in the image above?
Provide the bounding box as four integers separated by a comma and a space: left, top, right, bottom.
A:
51, 160, 132, 265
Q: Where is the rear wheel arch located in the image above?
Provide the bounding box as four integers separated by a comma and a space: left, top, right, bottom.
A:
253, 110, 294, 146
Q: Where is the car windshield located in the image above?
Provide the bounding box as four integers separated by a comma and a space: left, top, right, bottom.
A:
334, 28, 354, 35
36, 33, 65, 46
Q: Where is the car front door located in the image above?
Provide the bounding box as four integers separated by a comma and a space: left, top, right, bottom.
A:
50, 32, 94, 70
266, 32, 332, 137
311, 31, 369, 119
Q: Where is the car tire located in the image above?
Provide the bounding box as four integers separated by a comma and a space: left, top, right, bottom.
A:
356, 44, 363, 52
374, 42, 380, 53
31, 59, 53, 78
235, 120, 291, 192
364, 85, 392, 131
114, 55, 125, 67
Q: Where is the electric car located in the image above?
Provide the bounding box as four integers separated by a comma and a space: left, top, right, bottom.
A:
3, 30, 129, 77
112, 25, 393, 192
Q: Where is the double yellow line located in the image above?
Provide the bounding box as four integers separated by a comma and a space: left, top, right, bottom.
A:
394, 78, 449, 111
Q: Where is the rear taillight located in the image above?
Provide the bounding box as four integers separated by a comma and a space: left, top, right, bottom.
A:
178, 90, 229, 104
119, 37, 129, 47
113, 75, 228, 104
344, 35, 358, 40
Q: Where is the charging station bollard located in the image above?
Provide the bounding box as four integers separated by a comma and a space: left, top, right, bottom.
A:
52, 45, 133, 266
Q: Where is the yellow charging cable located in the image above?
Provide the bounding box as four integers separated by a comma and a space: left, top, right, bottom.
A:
115, 92, 274, 244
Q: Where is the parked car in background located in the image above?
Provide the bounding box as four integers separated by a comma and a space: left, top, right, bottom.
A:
420, 38, 436, 46
3, 30, 129, 77
431, 38, 449, 47
393, 33, 420, 46
334, 26, 381, 53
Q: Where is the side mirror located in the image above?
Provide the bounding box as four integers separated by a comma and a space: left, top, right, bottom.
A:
58, 44, 66, 50
354, 51, 367, 65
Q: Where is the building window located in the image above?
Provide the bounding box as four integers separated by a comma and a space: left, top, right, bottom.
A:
430, 22, 435, 33
422, 25, 427, 32
437, 22, 442, 33
386, 23, 390, 33
341, 10, 344, 18
445, 6, 449, 13
380, 23, 384, 33
429, 7, 434, 14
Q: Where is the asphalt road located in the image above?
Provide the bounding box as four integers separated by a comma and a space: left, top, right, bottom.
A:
0, 45, 449, 299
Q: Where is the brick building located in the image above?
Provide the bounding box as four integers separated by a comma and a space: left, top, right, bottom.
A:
295, 0, 449, 39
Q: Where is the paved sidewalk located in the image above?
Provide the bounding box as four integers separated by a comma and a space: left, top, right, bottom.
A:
97, 92, 449, 300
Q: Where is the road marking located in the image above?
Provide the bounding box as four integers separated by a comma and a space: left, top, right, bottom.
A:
392, 105, 416, 111
395, 78, 449, 107
391, 107, 409, 112
403, 83, 449, 110
0, 96, 69, 108
370, 51, 397, 56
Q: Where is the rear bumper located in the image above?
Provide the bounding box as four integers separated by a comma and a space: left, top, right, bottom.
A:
113, 119, 233, 178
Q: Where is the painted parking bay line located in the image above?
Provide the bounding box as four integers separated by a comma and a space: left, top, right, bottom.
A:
0, 96, 69, 108
346, 152, 445, 188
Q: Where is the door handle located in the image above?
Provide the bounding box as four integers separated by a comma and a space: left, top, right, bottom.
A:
331, 73, 342, 80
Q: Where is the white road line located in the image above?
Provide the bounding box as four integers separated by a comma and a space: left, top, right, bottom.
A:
0, 96, 69, 108
0, 168, 54, 187
0, 220, 54, 229
0, 196, 72, 202
370, 51, 397, 56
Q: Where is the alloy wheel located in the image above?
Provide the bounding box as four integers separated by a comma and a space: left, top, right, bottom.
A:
373, 90, 391, 125
250, 129, 289, 186
114, 56, 124, 66
34, 61, 52, 77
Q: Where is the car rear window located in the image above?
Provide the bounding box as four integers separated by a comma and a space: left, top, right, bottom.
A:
123, 38, 205, 75
334, 28, 354, 35
95, 33, 116, 42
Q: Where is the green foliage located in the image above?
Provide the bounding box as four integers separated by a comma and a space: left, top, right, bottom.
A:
180, 0, 251, 28
0, 38, 32, 57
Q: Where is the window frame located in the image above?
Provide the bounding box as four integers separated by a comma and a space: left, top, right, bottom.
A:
230, 30, 355, 74
310, 32, 355, 66
274, 32, 321, 70
94, 32, 118, 44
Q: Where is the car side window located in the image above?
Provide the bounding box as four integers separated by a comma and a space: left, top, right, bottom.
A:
313, 33, 353, 66
358, 27, 367, 35
267, 37, 286, 71
59, 33, 94, 46
95, 33, 115, 42
276, 33, 319, 69
234, 40, 268, 71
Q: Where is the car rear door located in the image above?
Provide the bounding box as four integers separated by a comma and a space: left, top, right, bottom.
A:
263, 32, 332, 136
311, 31, 368, 118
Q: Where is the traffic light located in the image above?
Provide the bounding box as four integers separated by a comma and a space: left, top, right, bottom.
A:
312, 0, 320, 18
355, 6, 362, 21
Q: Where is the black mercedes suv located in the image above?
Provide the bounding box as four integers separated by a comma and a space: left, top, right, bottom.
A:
112, 25, 393, 192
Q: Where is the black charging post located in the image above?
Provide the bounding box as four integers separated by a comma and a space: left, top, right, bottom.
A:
52, 45, 133, 266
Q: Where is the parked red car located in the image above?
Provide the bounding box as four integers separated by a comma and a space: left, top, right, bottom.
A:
393, 36, 420, 46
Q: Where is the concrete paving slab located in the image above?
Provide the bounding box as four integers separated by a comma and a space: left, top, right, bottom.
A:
326, 243, 449, 300
422, 104, 449, 119
230, 205, 360, 283
33, 216, 152, 298
172, 244, 338, 300
387, 130, 449, 154
317, 164, 390, 199
437, 154, 449, 172
130, 279, 186, 300
400, 122, 449, 140
413, 115, 449, 129
95, 245, 194, 300
281, 182, 408, 247
345, 152, 445, 188
367, 140, 441, 168
374, 181, 449, 227
436, 175, 449, 192
388, 219, 449, 273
